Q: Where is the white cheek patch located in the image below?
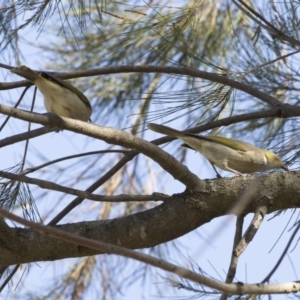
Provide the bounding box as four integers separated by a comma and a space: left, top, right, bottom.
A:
263, 154, 267, 164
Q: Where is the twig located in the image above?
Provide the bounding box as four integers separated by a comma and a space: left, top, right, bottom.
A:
0, 127, 55, 147
233, 0, 300, 47
220, 215, 245, 300
0, 170, 170, 203
0, 86, 31, 131
262, 220, 300, 283
21, 149, 129, 176
221, 206, 267, 299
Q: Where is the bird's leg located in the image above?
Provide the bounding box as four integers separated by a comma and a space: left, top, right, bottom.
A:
43, 112, 63, 132
210, 163, 222, 179
223, 165, 243, 177
219, 162, 244, 177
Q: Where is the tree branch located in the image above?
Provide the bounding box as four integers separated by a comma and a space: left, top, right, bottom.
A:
0, 172, 297, 266
0, 127, 54, 147
221, 206, 267, 299
3, 65, 286, 106
0, 170, 171, 203
0, 207, 300, 295
0, 104, 202, 190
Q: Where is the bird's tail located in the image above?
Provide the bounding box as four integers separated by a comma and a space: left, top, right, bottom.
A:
10, 65, 39, 82
147, 123, 185, 138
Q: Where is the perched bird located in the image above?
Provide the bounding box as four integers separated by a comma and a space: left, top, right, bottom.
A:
10, 65, 92, 121
148, 123, 288, 178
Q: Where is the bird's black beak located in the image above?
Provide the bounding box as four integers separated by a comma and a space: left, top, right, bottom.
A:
282, 165, 289, 171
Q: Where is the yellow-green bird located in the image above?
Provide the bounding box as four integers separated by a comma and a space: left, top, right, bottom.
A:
10, 65, 92, 121
148, 123, 288, 178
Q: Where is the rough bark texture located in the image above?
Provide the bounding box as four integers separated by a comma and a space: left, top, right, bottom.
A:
0, 171, 298, 266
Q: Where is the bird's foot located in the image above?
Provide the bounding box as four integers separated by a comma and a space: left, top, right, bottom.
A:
43, 112, 63, 132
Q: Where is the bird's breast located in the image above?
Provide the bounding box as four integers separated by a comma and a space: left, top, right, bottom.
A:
36, 79, 91, 121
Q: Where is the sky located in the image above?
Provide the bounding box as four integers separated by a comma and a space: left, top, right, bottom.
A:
0, 3, 299, 300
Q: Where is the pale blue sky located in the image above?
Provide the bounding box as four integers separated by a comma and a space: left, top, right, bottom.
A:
0, 5, 298, 299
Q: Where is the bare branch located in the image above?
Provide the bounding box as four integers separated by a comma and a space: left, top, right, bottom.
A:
262, 220, 300, 283
1, 207, 300, 295
0, 127, 55, 147
221, 206, 268, 299
0, 85, 31, 131
22, 150, 129, 175
0, 104, 202, 190
3, 65, 285, 106
237, 206, 267, 256
233, 0, 300, 47
221, 215, 244, 300
0, 170, 170, 203
48, 153, 138, 225
0, 173, 296, 265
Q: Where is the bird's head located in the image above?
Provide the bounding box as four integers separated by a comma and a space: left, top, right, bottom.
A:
264, 150, 288, 171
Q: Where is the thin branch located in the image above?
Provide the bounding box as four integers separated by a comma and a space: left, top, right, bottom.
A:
236, 206, 267, 256
0, 86, 31, 131
21, 150, 129, 176
244, 49, 300, 77
0, 108, 286, 150
2, 65, 283, 106
0, 127, 55, 147
0, 170, 170, 203
220, 215, 244, 300
233, 0, 300, 47
236, 0, 280, 34
262, 220, 300, 283
48, 152, 138, 225
20, 87, 37, 170
0, 208, 300, 295
0, 105, 202, 189
221, 206, 267, 299
0, 266, 18, 291
0, 104, 298, 160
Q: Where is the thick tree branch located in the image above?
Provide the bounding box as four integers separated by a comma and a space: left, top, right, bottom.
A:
0, 171, 297, 266
1, 207, 300, 295
0, 218, 16, 251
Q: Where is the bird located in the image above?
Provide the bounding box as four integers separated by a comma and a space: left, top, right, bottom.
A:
147, 123, 288, 178
10, 65, 92, 121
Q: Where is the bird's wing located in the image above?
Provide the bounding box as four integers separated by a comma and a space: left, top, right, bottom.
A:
148, 123, 257, 152
181, 135, 256, 152
40, 72, 92, 110
202, 136, 255, 152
